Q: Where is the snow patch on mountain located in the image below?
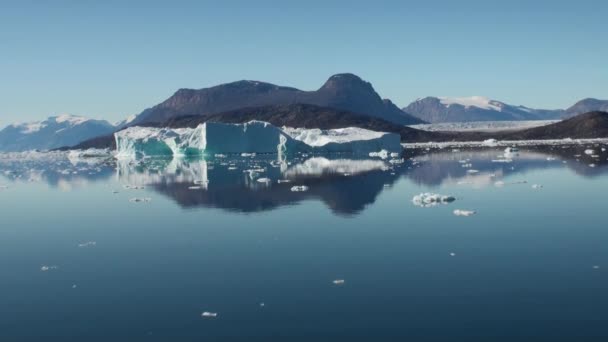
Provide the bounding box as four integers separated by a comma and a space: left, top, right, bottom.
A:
438, 96, 503, 111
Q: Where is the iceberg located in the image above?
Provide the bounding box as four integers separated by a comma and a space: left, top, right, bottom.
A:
115, 121, 402, 159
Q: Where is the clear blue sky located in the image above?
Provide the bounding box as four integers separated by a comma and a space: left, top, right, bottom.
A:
1, 0, 607, 125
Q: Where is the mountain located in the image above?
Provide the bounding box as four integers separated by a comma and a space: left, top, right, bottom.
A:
403, 96, 564, 123
70, 104, 440, 150
0, 115, 115, 152
500, 111, 608, 140
129, 73, 424, 126
564, 98, 608, 118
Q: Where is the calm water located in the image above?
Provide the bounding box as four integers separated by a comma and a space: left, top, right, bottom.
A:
1, 145, 608, 341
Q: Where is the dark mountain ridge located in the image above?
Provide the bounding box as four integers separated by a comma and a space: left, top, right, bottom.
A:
130, 73, 424, 126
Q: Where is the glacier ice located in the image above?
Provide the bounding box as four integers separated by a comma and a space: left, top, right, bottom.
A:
115, 121, 402, 159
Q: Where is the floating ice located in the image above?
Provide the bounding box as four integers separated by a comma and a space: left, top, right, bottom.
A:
78, 241, 97, 248
41, 265, 58, 272
504, 147, 519, 153
495, 180, 527, 187
412, 193, 456, 207
129, 197, 151, 203
290, 185, 309, 192
116, 121, 401, 159
369, 150, 389, 159
453, 209, 476, 216
532, 184, 543, 189
332, 279, 345, 285
256, 177, 271, 184
285, 127, 401, 154
201, 312, 218, 318
482, 139, 498, 147
584, 149, 595, 155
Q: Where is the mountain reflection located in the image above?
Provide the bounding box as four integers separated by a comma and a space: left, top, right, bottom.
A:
1, 144, 606, 215
116, 155, 401, 216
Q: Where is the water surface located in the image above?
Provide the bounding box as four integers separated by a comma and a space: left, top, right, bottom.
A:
1, 145, 608, 341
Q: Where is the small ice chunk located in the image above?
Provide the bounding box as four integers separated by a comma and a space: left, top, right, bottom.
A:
290, 185, 309, 192
390, 152, 401, 158
257, 177, 271, 184
504, 147, 519, 153
201, 312, 218, 318
412, 193, 455, 207
277, 179, 291, 184
449, 252, 456, 257
532, 184, 543, 189
332, 279, 345, 285
466, 169, 479, 174
369, 150, 389, 159
188, 186, 202, 190
453, 209, 476, 217
482, 138, 498, 147
41, 265, 58, 272
78, 241, 97, 248
584, 149, 595, 155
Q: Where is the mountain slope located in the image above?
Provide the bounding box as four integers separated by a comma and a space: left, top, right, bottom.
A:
499, 111, 608, 140
564, 98, 608, 118
403, 96, 564, 123
130, 73, 424, 126
0, 115, 115, 152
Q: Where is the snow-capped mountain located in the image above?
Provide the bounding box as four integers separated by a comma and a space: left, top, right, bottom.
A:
403, 96, 564, 123
0, 114, 116, 152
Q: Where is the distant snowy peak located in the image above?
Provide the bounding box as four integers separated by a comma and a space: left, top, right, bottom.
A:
0, 115, 115, 152
438, 96, 504, 112
9, 115, 94, 134
403, 96, 564, 123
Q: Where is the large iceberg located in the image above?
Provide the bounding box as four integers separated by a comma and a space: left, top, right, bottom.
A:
115, 121, 401, 159
284, 127, 401, 153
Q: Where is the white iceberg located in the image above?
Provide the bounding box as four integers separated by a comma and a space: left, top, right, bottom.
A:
284, 127, 401, 154
115, 121, 402, 159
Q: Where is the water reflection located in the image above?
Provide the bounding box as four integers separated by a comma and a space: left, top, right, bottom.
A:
117, 155, 402, 216
1, 144, 606, 214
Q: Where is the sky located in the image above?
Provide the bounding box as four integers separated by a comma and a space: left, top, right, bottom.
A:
1, 0, 607, 125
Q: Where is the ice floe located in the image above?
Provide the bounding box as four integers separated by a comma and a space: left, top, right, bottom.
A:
412, 193, 456, 207
290, 185, 309, 192
453, 209, 476, 217
201, 312, 218, 318
41, 265, 59, 272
